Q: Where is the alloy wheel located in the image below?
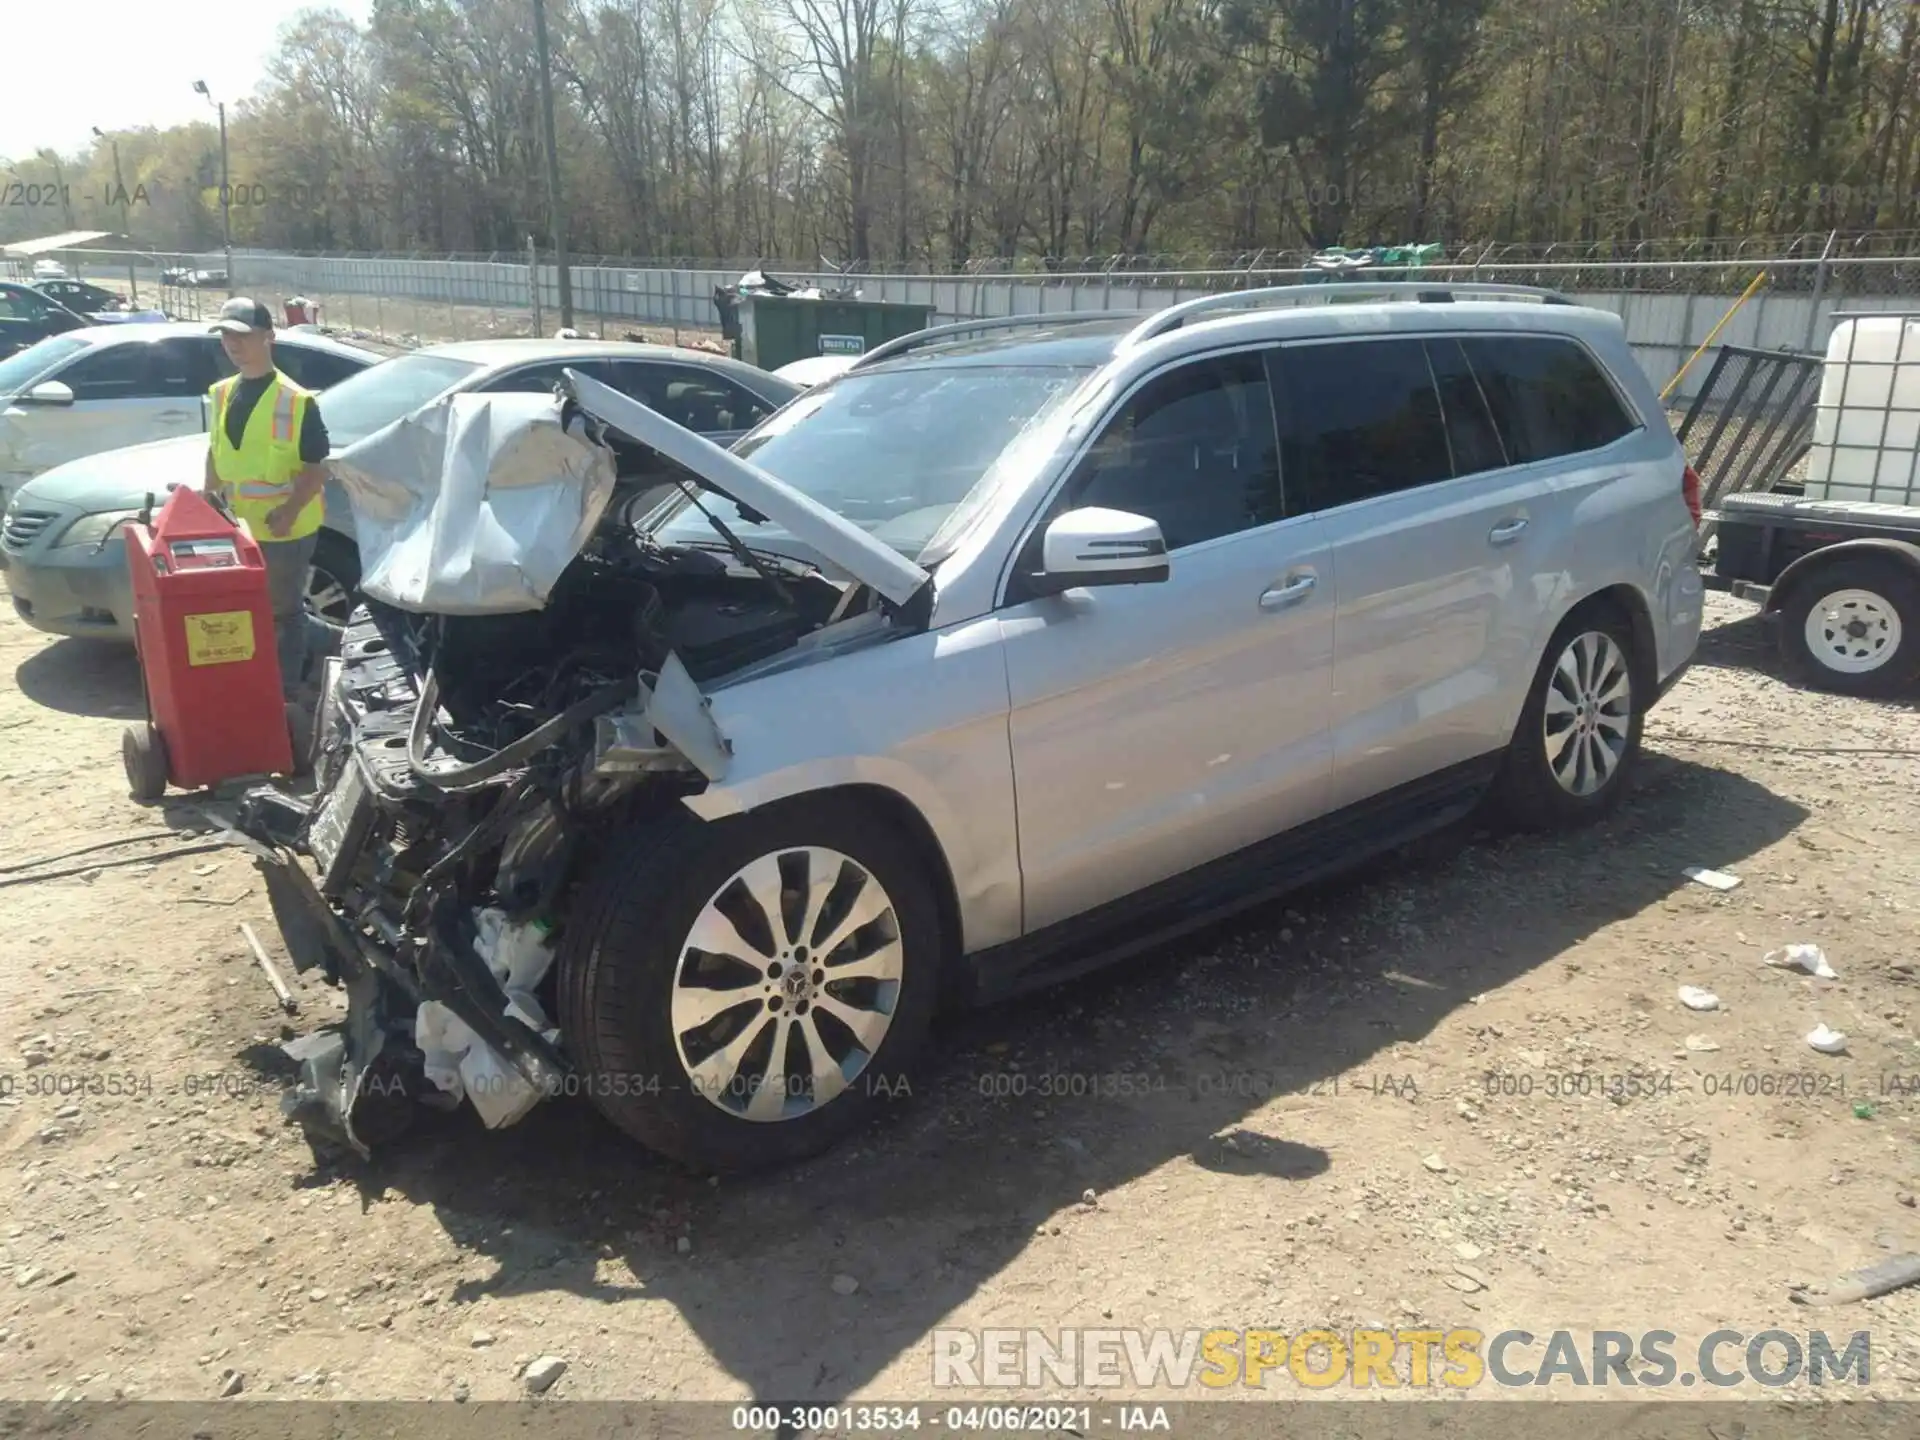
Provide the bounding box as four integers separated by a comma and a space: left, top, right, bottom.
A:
304, 564, 353, 625
1543, 630, 1634, 798
671, 846, 905, 1122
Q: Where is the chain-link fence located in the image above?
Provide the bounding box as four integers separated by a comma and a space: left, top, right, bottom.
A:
17, 240, 1920, 403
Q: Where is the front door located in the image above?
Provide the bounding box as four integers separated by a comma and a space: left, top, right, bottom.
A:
997, 347, 1337, 933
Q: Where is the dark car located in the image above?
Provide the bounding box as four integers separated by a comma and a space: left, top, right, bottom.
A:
33, 279, 133, 315
0, 282, 90, 359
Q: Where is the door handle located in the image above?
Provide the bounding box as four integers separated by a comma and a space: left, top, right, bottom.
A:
1259, 573, 1317, 611
155, 410, 193, 422
1488, 517, 1529, 545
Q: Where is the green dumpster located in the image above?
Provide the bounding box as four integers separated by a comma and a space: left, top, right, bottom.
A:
729, 293, 936, 370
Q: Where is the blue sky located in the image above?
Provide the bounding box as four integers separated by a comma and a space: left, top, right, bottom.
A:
1, 0, 374, 160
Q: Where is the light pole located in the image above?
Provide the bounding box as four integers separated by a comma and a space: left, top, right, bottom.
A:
91, 127, 127, 208
192, 80, 232, 295
93, 126, 135, 301
531, 0, 573, 328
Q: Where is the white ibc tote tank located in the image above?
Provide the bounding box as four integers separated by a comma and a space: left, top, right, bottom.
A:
1804, 316, 1920, 505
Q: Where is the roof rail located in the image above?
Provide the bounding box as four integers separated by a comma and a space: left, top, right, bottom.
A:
849, 310, 1138, 371
1119, 281, 1577, 350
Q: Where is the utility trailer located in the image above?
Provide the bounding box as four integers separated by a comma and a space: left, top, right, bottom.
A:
1706, 493, 1920, 696
1696, 312, 1920, 697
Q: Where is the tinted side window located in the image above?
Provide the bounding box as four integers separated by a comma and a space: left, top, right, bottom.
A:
277, 345, 363, 391
62, 345, 151, 400
1273, 338, 1451, 513
1061, 351, 1282, 551
612, 362, 774, 434
1459, 336, 1636, 464
1426, 338, 1508, 477
478, 361, 592, 394
149, 338, 223, 398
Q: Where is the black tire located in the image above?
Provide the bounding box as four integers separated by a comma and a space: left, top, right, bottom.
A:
305, 531, 361, 628
1488, 604, 1646, 831
555, 796, 943, 1173
1776, 556, 1920, 699
123, 723, 169, 803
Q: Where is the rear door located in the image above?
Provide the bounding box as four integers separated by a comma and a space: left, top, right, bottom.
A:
998, 346, 1336, 931
1271, 334, 1564, 810
148, 337, 228, 439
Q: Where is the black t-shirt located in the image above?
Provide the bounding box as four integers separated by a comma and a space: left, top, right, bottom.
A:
224, 373, 330, 464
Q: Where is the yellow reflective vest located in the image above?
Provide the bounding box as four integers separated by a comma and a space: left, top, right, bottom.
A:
207, 370, 322, 542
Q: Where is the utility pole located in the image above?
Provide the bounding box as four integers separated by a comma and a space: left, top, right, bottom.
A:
193, 81, 233, 294
93, 128, 127, 208
532, 0, 573, 328
93, 126, 135, 300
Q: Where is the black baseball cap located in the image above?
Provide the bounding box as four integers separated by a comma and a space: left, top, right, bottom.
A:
210, 297, 274, 335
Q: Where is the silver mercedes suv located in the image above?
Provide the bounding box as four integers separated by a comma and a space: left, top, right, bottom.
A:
231, 283, 1704, 1172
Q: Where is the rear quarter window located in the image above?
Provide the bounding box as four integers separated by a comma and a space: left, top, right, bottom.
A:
1459, 335, 1638, 464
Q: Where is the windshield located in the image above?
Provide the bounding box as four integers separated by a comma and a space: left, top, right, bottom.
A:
320, 353, 484, 446
0, 336, 92, 396
652, 364, 1093, 559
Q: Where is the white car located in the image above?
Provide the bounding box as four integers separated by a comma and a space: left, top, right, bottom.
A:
0, 323, 377, 513
772, 353, 859, 388
31, 259, 67, 281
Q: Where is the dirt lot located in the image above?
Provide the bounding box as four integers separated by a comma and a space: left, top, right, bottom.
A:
0, 591, 1917, 1409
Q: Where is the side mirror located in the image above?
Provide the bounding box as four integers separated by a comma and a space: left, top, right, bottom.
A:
1031, 506, 1170, 597
22, 380, 75, 407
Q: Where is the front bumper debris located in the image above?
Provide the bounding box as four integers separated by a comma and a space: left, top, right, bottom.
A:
236, 801, 572, 1157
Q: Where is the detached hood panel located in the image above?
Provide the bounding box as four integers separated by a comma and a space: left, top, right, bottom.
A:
329, 391, 618, 615
560, 368, 932, 609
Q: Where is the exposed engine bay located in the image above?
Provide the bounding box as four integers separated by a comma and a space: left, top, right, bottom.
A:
230, 373, 925, 1154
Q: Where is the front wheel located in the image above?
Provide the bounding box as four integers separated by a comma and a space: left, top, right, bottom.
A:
1489, 608, 1645, 831
554, 798, 942, 1173
305, 531, 360, 627
1777, 557, 1920, 698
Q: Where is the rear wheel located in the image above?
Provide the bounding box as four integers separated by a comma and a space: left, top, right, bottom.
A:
1777, 557, 1920, 698
555, 798, 942, 1173
1489, 607, 1645, 831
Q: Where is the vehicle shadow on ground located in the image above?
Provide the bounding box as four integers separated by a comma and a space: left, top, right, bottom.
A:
274, 752, 1807, 1402
13, 636, 144, 719
1691, 604, 1920, 713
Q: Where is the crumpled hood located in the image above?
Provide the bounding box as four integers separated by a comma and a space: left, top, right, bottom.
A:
326, 370, 934, 618
10, 432, 206, 513
561, 367, 932, 610
328, 390, 619, 614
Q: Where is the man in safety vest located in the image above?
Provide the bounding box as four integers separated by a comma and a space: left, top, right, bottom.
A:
203, 297, 333, 699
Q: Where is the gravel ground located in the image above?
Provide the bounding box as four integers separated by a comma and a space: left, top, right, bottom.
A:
0, 592, 1917, 1409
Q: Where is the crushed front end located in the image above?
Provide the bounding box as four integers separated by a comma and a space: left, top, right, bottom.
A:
229, 374, 929, 1156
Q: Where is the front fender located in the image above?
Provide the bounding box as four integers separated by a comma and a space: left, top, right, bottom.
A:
674, 617, 1024, 953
